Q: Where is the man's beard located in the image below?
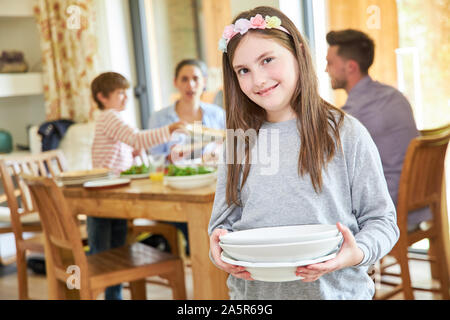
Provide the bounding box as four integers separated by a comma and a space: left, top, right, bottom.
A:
331, 77, 347, 90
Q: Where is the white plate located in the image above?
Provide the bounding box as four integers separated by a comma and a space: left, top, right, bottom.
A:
220, 251, 337, 282
163, 172, 217, 189
219, 224, 339, 245
59, 175, 112, 186
120, 172, 149, 179
185, 124, 225, 139
220, 251, 338, 268
220, 235, 342, 263
83, 178, 131, 189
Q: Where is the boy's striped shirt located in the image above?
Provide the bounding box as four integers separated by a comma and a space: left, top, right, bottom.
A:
92, 109, 170, 174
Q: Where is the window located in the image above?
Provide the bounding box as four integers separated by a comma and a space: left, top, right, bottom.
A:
396, 0, 450, 130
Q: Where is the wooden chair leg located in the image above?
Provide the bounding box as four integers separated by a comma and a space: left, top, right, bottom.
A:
130, 279, 147, 300
16, 250, 29, 300
395, 243, 415, 300
167, 259, 186, 300
428, 238, 440, 279
435, 236, 450, 299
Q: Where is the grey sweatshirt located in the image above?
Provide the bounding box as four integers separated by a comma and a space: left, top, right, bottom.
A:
208, 114, 399, 300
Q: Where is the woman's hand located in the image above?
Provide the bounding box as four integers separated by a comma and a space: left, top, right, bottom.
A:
168, 121, 188, 134
295, 222, 364, 282
210, 228, 253, 280
132, 149, 144, 158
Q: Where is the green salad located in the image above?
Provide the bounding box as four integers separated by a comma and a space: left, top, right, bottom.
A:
121, 164, 151, 175
166, 164, 215, 176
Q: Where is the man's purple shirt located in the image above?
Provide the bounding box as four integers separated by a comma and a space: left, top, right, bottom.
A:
342, 76, 430, 227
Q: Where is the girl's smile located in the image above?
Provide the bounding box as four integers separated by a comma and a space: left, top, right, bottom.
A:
256, 83, 279, 96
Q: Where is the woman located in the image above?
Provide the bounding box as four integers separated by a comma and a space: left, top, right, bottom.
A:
148, 59, 225, 161
148, 59, 225, 255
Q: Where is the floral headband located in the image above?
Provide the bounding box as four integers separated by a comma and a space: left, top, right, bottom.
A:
218, 14, 291, 53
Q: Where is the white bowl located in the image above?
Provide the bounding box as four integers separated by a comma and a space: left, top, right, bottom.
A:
163, 171, 217, 189
219, 235, 342, 263
221, 251, 337, 282
219, 224, 339, 245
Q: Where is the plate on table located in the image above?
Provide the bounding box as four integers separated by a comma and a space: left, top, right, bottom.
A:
163, 172, 217, 189
163, 165, 217, 189
58, 168, 110, 179
83, 178, 131, 190
220, 251, 337, 282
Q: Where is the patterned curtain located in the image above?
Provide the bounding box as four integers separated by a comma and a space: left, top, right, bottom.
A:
33, 0, 99, 122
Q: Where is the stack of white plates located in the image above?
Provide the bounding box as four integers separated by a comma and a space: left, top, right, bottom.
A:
219, 224, 342, 282
56, 168, 112, 186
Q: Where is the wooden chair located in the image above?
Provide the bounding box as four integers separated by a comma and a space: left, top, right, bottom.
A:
22, 174, 186, 300
0, 150, 69, 299
376, 129, 450, 299
419, 123, 450, 137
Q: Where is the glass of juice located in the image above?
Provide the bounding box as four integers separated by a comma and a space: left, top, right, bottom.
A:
148, 154, 166, 182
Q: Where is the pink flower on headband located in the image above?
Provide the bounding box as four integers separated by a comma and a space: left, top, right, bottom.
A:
234, 18, 252, 35
222, 25, 237, 40
250, 14, 266, 29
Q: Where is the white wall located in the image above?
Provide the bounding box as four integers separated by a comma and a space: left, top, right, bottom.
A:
94, 0, 141, 128
312, 0, 333, 104
0, 16, 45, 147
146, 0, 172, 111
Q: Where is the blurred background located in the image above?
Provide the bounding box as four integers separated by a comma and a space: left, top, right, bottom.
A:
0, 0, 448, 148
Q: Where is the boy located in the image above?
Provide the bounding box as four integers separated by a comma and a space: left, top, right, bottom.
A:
89, 72, 184, 299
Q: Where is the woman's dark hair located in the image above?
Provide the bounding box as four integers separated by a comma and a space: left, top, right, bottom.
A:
174, 59, 208, 79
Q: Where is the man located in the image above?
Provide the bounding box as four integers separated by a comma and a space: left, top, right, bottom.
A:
325, 29, 430, 231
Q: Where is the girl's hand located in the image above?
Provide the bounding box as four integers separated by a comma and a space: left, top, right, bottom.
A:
295, 222, 364, 282
210, 228, 254, 281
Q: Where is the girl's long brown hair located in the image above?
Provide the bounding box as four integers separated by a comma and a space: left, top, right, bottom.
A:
223, 6, 345, 206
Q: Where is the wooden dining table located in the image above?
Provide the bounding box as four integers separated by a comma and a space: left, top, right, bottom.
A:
46, 178, 229, 300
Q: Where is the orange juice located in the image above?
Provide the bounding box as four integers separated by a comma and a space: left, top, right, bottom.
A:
149, 172, 164, 182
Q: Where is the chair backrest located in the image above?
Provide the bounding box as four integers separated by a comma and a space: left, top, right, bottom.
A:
419, 123, 450, 137
21, 175, 89, 294
397, 130, 450, 231
0, 150, 67, 239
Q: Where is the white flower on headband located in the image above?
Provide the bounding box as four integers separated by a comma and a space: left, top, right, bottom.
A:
219, 14, 290, 53
218, 38, 227, 53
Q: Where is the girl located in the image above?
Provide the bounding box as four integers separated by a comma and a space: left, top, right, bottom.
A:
208, 6, 399, 300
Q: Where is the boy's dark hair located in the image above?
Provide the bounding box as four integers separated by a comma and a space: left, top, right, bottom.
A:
326, 29, 375, 75
174, 59, 208, 79
91, 72, 130, 110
